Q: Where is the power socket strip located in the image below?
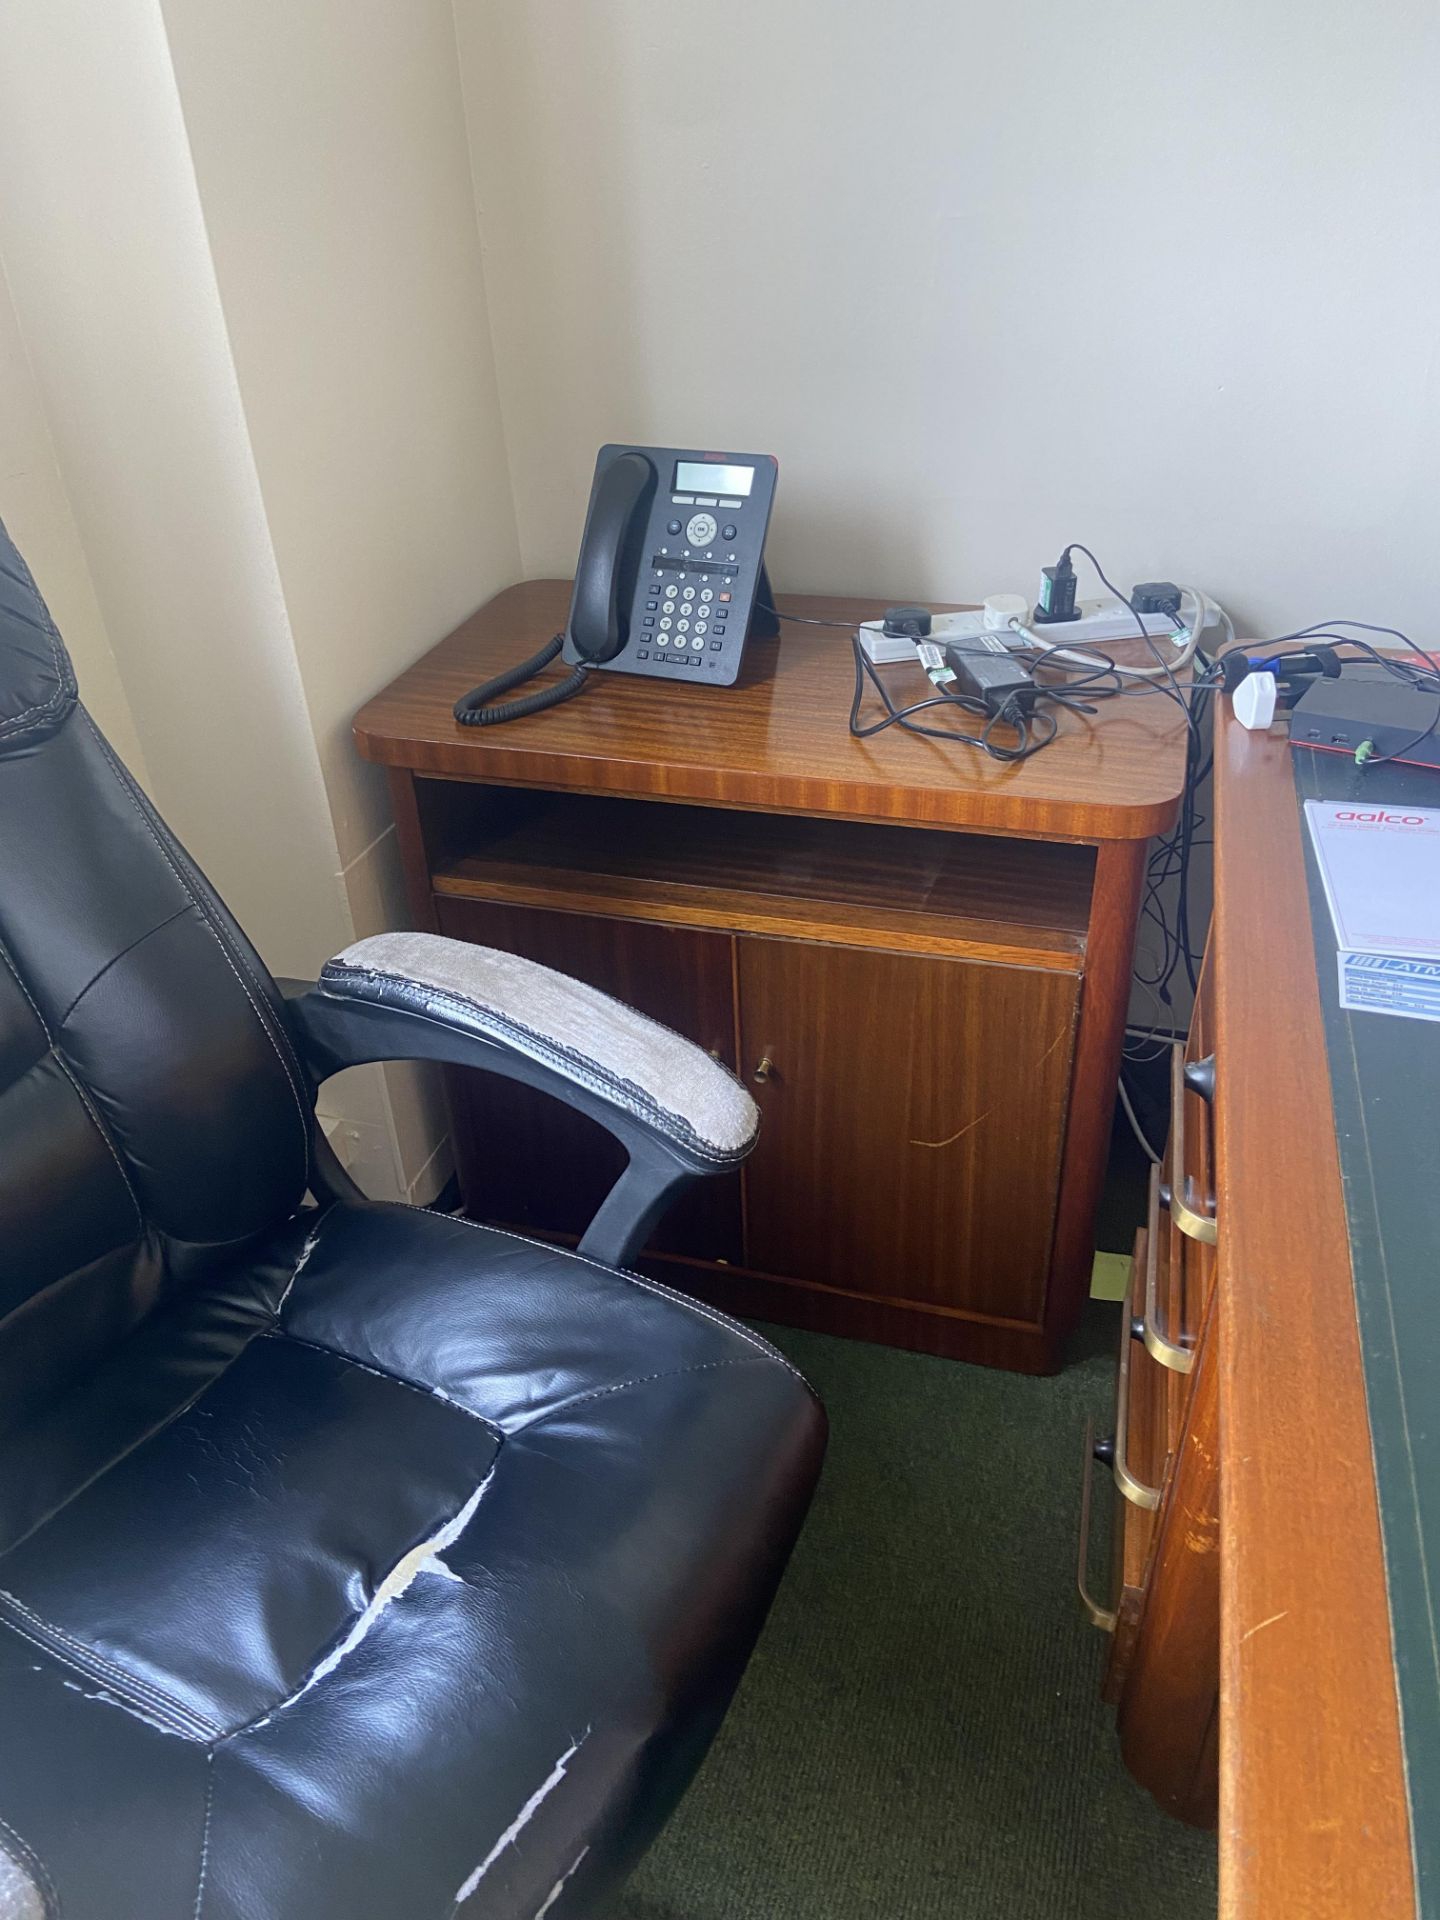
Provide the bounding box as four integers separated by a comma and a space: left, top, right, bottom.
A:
858, 598, 1180, 665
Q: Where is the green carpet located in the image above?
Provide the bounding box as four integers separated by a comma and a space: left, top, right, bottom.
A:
613, 1308, 1218, 1919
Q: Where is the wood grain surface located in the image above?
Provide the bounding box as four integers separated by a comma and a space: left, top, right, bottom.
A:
354, 580, 1190, 841
734, 937, 1080, 1322
1214, 712, 1413, 1917
426, 787, 1095, 969
1119, 1278, 1221, 1827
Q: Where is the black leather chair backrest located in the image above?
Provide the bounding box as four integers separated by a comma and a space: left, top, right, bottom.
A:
0, 523, 312, 1435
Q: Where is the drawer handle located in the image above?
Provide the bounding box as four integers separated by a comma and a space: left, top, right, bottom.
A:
751, 1053, 776, 1084
1112, 1272, 1163, 1511
1076, 1418, 1118, 1633
1138, 1165, 1194, 1374
1164, 1042, 1218, 1245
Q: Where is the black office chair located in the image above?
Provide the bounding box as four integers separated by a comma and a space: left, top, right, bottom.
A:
0, 523, 824, 1920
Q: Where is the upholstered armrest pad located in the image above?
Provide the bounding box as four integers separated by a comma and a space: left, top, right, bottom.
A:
321, 932, 759, 1165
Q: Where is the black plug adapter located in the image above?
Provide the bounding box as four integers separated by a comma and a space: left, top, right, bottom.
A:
944, 644, 1037, 716
1033, 549, 1079, 624
1132, 581, 1182, 618
882, 604, 933, 640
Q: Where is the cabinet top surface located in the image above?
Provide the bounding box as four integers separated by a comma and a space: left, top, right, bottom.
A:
354, 581, 1189, 841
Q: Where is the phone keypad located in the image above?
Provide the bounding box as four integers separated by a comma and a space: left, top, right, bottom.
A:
642, 562, 735, 667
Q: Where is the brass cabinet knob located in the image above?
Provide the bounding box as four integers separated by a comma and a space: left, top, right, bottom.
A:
751, 1054, 775, 1084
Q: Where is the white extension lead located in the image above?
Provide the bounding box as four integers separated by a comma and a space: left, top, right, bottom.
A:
1008, 586, 1230, 679
858, 588, 1233, 678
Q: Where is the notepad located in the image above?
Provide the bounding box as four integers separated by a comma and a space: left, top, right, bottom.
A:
1305, 800, 1440, 1020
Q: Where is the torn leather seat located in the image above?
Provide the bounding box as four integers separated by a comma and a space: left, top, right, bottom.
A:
0, 520, 825, 1920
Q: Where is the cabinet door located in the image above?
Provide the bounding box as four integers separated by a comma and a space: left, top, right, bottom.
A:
736, 938, 1079, 1323
434, 898, 742, 1262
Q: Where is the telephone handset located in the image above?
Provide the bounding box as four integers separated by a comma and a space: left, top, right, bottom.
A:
454, 444, 778, 726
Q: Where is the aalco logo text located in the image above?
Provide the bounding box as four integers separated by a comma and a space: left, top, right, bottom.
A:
1334, 810, 1427, 825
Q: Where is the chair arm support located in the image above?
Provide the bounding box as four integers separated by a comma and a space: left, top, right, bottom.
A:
283, 932, 760, 1269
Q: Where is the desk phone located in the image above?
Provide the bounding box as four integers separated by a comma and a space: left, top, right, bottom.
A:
452, 443, 778, 726
561, 444, 778, 688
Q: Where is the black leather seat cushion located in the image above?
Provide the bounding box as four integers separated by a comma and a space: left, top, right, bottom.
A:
0, 1202, 822, 1919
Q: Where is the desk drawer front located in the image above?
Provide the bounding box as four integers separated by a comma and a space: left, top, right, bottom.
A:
1082, 960, 1219, 1825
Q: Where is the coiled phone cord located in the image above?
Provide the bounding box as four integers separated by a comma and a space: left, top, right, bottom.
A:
452, 634, 593, 726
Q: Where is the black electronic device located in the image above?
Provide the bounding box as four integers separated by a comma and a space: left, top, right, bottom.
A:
943, 642, 1037, 716
1132, 581, 1183, 618
563, 444, 779, 686
1223, 644, 1342, 707
1032, 551, 1078, 624
882, 604, 933, 640
1291, 669, 1440, 772
454, 443, 778, 725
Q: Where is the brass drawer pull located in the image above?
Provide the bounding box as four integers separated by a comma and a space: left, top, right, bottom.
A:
751, 1053, 776, 1084
1139, 1164, 1194, 1374
1163, 1042, 1218, 1245
1112, 1274, 1163, 1511
1076, 1417, 1118, 1632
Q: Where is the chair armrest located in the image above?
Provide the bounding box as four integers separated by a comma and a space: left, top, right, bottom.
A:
284, 932, 759, 1268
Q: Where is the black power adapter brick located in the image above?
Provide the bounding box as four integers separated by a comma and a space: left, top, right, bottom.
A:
943, 642, 1037, 716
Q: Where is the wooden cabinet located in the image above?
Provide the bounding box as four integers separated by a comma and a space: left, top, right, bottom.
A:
354, 582, 1190, 1373
421, 786, 1084, 1369
433, 887, 1081, 1338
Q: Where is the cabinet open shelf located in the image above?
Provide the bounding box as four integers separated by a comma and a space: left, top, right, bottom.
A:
422, 784, 1093, 971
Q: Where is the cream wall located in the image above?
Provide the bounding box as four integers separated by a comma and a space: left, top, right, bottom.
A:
158, 0, 520, 869
0, 0, 343, 979
455, 0, 1440, 639
0, 0, 520, 1204
156, 0, 522, 1198
0, 267, 150, 786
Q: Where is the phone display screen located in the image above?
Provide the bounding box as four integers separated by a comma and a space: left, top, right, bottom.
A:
674, 461, 754, 497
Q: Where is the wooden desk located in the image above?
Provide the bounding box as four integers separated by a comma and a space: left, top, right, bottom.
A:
355, 581, 1189, 1372
1217, 717, 1412, 1915
1088, 708, 1413, 1912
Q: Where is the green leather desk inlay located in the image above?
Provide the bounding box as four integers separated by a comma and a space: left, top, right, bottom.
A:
1296, 745, 1440, 1913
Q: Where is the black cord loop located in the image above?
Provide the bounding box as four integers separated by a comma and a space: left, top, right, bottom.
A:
452, 634, 593, 727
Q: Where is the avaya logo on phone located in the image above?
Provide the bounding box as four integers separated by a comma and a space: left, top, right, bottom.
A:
1334, 809, 1428, 826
